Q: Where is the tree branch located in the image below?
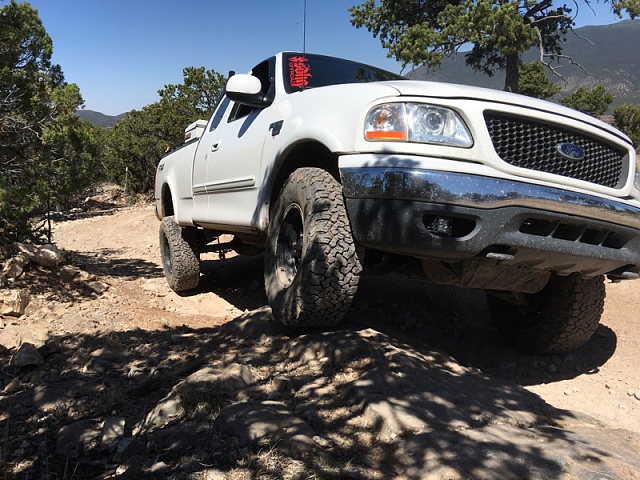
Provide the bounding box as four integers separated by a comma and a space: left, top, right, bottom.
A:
527, 13, 574, 25
524, 0, 554, 23
530, 21, 594, 83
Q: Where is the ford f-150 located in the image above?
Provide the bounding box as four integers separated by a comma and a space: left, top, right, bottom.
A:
155, 52, 640, 354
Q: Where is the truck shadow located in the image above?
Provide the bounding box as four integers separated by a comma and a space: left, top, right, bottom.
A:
191, 254, 617, 388
196, 254, 268, 312
3, 305, 630, 479
68, 249, 164, 279
348, 275, 617, 387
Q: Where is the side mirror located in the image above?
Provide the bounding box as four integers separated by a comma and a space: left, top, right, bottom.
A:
226, 74, 268, 109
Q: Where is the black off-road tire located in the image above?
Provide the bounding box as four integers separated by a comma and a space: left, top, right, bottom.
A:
159, 215, 200, 292
487, 274, 606, 354
265, 167, 362, 327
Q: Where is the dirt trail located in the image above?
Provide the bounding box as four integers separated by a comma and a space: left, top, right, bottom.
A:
1, 201, 639, 478
52, 203, 640, 433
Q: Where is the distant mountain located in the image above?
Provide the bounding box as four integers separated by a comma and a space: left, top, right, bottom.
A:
76, 109, 125, 128
408, 20, 640, 109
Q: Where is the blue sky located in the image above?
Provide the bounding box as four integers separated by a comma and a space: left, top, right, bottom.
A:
23, 0, 630, 115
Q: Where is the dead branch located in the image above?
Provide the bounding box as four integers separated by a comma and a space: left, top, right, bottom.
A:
532, 25, 595, 82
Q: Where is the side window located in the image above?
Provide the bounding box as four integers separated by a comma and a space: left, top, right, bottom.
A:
228, 58, 274, 122
209, 96, 231, 131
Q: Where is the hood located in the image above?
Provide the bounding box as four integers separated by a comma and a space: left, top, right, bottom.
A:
381, 80, 631, 145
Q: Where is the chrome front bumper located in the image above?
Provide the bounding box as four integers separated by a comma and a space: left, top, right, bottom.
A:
341, 168, 640, 231
340, 168, 640, 278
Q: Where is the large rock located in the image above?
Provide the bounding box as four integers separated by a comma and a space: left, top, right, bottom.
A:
59, 265, 81, 282
34, 244, 63, 268
175, 363, 254, 395
86, 281, 109, 294
8, 243, 38, 260
0, 243, 66, 286
9, 342, 43, 367
136, 363, 254, 433
0, 323, 49, 350
2, 256, 28, 279
215, 314, 640, 477
0, 289, 30, 317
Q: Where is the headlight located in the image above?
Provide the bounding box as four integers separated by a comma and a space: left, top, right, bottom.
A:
364, 104, 406, 140
365, 103, 473, 148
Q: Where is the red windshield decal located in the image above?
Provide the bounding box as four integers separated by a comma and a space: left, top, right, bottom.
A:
289, 56, 311, 88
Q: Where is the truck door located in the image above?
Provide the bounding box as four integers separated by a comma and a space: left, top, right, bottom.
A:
191, 95, 231, 224
192, 59, 275, 228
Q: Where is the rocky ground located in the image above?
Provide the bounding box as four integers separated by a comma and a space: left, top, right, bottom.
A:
1, 198, 640, 479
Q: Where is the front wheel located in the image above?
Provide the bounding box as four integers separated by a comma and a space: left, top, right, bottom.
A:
487, 273, 606, 354
265, 168, 362, 327
159, 216, 201, 292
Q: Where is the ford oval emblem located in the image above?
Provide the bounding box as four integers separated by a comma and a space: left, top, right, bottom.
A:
557, 143, 585, 161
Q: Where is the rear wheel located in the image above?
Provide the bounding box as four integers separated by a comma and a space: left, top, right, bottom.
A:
487, 273, 606, 354
159, 216, 200, 292
265, 168, 362, 327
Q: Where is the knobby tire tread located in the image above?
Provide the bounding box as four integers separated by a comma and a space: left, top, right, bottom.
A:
160, 216, 200, 292
265, 168, 362, 327
488, 274, 605, 354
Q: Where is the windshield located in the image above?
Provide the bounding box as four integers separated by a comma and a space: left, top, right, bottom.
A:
283, 53, 405, 93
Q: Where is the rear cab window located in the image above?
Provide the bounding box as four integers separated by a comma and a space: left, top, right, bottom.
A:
283, 53, 405, 94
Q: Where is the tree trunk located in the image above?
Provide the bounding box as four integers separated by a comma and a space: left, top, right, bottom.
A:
504, 53, 520, 93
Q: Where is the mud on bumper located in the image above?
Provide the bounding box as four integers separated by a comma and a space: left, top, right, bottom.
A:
340, 168, 640, 280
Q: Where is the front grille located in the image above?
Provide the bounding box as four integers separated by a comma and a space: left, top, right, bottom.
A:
484, 112, 626, 188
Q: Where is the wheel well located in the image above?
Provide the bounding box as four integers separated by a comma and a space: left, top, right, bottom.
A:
161, 184, 175, 218
269, 141, 339, 211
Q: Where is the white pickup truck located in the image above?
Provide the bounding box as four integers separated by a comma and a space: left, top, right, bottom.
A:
155, 52, 640, 354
